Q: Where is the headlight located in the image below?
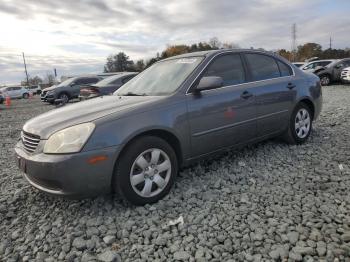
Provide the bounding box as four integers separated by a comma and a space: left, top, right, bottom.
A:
43, 123, 95, 154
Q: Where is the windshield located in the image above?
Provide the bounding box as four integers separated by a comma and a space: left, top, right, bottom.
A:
57, 78, 76, 87
116, 57, 203, 96
303, 61, 332, 70
94, 75, 124, 87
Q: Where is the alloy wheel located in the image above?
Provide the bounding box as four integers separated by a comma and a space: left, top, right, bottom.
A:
130, 148, 171, 198
295, 108, 311, 138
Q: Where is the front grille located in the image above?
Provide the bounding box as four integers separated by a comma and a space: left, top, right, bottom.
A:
21, 131, 40, 153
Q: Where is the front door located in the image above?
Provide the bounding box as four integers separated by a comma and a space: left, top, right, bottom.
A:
333, 60, 350, 81
187, 53, 257, 157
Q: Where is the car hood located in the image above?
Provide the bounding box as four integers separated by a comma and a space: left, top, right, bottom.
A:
23, 95, 161, 139
42, 85, 57, 92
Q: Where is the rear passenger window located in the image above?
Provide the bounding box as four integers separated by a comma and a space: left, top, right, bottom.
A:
246, 54, 280, 81
203, 54, 245, 87
277, 61, 292, 77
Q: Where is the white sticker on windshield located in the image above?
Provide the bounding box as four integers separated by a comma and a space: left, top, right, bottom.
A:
176, 58, 197, 64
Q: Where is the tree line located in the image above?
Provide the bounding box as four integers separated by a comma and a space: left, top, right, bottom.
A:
23, 38, 350, 85
103, 37, 239, 72
104, 39, 350, 73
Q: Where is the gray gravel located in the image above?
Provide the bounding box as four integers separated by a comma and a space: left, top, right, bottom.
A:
1, 86, 350, 261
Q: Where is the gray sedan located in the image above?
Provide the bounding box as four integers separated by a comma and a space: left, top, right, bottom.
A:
15, 49, 322, 205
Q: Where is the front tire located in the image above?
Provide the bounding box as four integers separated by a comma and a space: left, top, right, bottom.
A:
283, 102, 313, 144
22, 93, 29, 99
113, 136, 178, 205
58, 93, 69, 103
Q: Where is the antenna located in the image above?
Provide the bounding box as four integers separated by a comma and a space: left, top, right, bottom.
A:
291, 23, 297, 62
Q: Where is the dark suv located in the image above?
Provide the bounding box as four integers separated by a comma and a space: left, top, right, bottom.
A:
41, 76, 101, 103
313, 58, 350, 85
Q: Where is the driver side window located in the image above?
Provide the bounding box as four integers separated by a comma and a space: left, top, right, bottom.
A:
202, 54, 245, 87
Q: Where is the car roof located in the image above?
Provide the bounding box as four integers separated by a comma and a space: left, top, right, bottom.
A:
162, 49, 284, 62
309, 59, 338, 62
95, 72, 138, 86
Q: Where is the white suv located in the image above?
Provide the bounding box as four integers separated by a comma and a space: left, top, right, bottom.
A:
341, 67, 350, 84
1, 86, 33, 99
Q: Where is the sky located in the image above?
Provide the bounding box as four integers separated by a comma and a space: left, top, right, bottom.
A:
0, 0, 349, 84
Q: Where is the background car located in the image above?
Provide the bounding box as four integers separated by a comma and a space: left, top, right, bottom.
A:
1, 86, 32, 99
40, 75, 101, 103
341, 67, 350, 84
313, 58, 350, 85
79, 72, 138, 100
292, 62, 305, 68
28, 85, 42, 95
300, 59, 335, 72
0, 92, 4, 104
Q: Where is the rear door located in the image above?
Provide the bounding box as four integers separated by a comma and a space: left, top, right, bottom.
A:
187, 53, 257, 157
11, 87, 22, 98
243, 53, 295, 137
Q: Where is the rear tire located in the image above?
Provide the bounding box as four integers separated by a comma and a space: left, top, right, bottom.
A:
22, 93, 29, 99
113, 136, 178, 205
283, 102, 313, 144
320, 75, 331, 86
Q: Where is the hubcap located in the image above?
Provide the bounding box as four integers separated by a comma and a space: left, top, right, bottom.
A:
295, 108, 311, 138
130, 148, 171, 198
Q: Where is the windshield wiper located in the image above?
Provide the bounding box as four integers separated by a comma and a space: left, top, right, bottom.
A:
122, 92, 147, 96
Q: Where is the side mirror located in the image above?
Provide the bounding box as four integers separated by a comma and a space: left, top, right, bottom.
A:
196, 76, 223, 92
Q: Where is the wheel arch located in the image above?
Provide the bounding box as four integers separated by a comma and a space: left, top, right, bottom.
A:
318, 72, 332, 81
58, 91, 71, 99
296, 97, 315, 120
115, 128, 183, 170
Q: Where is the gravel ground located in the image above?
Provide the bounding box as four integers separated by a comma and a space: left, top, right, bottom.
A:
1, 86, 350, 262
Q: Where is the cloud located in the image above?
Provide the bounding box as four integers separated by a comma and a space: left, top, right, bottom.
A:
0, 0, 349, 83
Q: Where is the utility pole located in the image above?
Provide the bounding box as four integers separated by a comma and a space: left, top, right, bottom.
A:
291, 23, 297, 62
22, 52, 29, 86
329, 37, 332, 49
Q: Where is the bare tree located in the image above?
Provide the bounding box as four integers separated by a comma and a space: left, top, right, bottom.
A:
209, 37, 221, 49
44, 72, 56, 85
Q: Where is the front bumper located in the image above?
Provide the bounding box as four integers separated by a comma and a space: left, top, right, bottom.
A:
341, 77, 350, 83
15, 142, 120, 198
40, 92, 56, 102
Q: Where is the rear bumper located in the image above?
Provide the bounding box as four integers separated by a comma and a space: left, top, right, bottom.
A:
15, 142, 120, 198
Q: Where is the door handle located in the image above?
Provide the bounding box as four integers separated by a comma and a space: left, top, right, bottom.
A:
241, 90, 253, 99
287, 82, 296, 89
